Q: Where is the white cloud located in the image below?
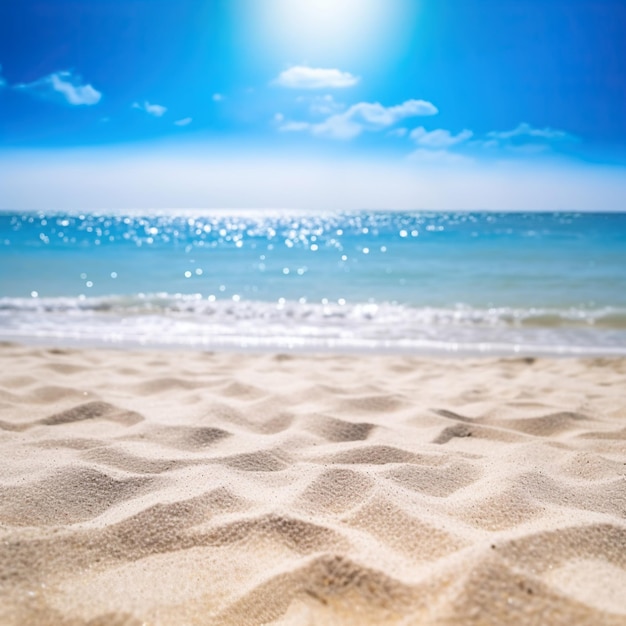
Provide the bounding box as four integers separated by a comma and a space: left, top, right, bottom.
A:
388, 128, 408, 138
274, 66, 359, 89
410, 127, 473, 149
273, 112, 313, 134
174, 117, 193, 127
480, 139, 499, 150
132, 101, 167, 117
311, 116, 361, 140
212, 93, 224, 102
279, 120, 314, 133
487, 122, 573, 141
278, 98, 438, 140
50, 73, 101, 105
350, 100, 438, 126
308, 94, 344, 116
477, 123, 577, 156
15, 70, 102, 106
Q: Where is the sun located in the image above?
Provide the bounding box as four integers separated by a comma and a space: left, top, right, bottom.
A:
259, 0, 399, 62
275, 0, 371, 33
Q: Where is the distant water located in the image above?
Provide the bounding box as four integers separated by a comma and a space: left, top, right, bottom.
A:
1, 210, 625, 355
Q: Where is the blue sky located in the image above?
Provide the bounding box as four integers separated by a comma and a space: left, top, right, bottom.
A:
1, 0, 625, 210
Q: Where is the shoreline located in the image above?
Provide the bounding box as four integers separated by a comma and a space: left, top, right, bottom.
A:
1, 343, 625, 624
3, 336, 626, 359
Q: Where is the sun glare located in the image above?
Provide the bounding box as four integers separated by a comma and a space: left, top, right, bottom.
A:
259, 0, 405, 62
275, 0, 374, 33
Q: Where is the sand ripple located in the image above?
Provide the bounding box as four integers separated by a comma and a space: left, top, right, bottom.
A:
0, 345, 625, 624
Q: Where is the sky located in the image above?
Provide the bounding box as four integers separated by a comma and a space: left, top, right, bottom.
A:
1, 0, 625, 211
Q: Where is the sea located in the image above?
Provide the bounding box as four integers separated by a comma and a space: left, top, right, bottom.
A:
1, 210, 625, 355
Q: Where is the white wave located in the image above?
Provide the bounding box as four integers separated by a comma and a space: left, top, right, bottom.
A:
1, 295, 625, 355
1, 294, 625, 326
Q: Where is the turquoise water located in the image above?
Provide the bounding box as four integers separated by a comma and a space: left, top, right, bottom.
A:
1, 211, 625, 354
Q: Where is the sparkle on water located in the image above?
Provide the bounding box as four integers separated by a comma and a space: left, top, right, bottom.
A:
1, 210, 625, 354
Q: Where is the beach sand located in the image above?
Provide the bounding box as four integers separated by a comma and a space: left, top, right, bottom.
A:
0, 342, 625, 625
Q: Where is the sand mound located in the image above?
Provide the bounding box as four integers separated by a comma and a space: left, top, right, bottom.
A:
0, 344, 625, 625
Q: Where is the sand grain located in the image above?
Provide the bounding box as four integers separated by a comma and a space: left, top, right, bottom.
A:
0, 345, 625, 624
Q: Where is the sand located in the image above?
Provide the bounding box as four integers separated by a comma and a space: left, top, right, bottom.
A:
0, 343, 625, 625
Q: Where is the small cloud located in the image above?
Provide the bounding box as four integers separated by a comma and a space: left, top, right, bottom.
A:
388, 128, 408, 138
212, 93, 224, 102
350, 100, 438, 126
273, 113, 314, 133
309, 94, 344, 116
479, 123, 577, 156
132, 101, 167, 117
49, 73, 101, 105
15, 70, 102, 106
274, 66, 359, 89
174, 117, 192, 127
310, 115, 360, 140
487, 122, 574, 142
277, 98, 438, 140
410, 127, 473, 149
0, 65, 6, 88
279, 121, 313, 133
295, 94, 344, 116
480, 139, 499, 150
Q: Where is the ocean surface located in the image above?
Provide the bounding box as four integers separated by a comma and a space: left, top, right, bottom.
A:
1, 210, 625, 355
